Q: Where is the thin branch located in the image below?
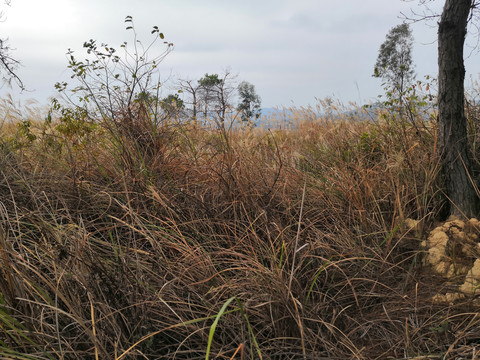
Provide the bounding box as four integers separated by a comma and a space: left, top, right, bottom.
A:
0, 1, 24, 90
0, 39, 24, 90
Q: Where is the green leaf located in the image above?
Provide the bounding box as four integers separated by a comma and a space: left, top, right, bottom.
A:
205, 297, 236, 360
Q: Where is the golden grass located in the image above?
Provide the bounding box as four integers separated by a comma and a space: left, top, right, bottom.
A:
0, 100, 479, 359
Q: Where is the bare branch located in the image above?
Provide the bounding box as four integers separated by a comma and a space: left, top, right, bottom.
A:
0, 38, 24, 90
0, 0, 24, 90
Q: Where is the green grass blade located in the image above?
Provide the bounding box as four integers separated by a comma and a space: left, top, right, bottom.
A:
205, 296, 236, 360
0, 348, 46, 360
235, 297, 262, 360
306, 256, 333, 302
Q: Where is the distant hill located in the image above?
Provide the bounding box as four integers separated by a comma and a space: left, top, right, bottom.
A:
259, 107, 288, 117
255, 107, 297, 129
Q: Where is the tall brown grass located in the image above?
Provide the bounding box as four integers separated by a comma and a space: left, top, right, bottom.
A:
0, 99, 479, 359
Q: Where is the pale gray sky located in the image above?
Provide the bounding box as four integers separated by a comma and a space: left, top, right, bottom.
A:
1, 0, 478, 108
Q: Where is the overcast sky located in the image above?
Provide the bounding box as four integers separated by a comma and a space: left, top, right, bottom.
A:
1, 0, 479, 108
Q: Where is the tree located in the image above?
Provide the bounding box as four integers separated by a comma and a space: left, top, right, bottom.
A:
437, 0, 479, 217
197, 70, 236, 128
373, 23, 415, 95
178, 78, 200, 122
55, 16, 173, 127
160, 93, 184, 117
237, 81, 261, 124
198, 73, 223, 122
0, 0, 23, 90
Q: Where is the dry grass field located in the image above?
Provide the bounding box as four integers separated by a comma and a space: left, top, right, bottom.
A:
0, 96, 479, 359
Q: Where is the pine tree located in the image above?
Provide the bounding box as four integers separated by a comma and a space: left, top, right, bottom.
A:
237, 81, 261, 124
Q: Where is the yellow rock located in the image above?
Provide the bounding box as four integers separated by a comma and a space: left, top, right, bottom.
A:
459, 278, 480, 295
432, 292, 465, 304
445, 264, 456, 278
465, 218, 480, 233
445, 216, 465, 229
451, 229, 466, 242
446, 215, 461, 222
434, 261, 450, 275
426, 217, 480, 301
453, 264, 471, 276
427, 247, 446, 265
445, 292, 465, 303
427, 231, 448, 248
466, 233, 479, 242
470, 259, 480, 279
404, 218, 419, 231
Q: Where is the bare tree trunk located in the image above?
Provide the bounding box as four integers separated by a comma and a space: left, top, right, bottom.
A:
438, 0, 478, 218
192, 92, 197, 123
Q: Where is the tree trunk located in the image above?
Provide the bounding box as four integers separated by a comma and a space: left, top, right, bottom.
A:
438, 0, 478, 218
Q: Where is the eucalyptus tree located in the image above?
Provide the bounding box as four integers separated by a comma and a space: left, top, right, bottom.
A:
373, 23, 415, 95
402, 0, 480, 218
437, 0, 479, 217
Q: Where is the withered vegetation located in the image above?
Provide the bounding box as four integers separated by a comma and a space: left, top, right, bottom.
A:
0, 95, 480, 359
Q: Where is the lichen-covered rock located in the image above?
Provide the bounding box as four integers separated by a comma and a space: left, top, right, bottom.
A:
465, 218, 480, 234
423, 217, 479, 277
422, 217, 480, 302
404, 218, 420, 232
445, 216, 465, 230
432, 292, 465, 304
427, 230, 449, 248
459, 259, 480, 295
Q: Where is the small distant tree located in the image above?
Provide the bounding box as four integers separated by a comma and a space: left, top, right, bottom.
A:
198, 73, 223, 122
373, 23, 415, 95
237, 81, 261, 125
178, 78, 200, 122
197, 70, 236, 128
160, 93, 184, 117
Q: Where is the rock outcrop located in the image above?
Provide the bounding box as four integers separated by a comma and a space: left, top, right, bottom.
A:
420, 217, 480, 301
